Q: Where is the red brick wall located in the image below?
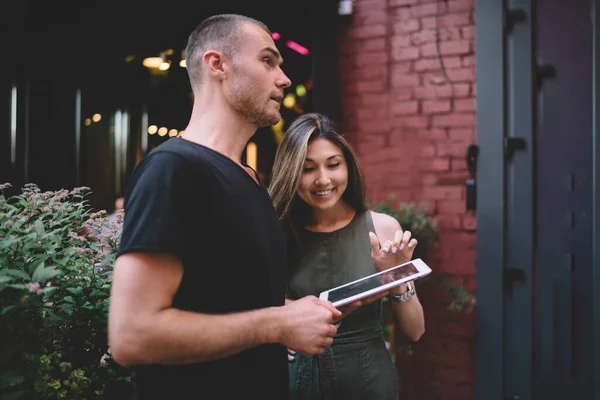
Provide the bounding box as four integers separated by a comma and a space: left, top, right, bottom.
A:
337, 0, 476, 399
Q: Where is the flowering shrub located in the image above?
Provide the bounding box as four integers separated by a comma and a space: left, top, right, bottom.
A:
0, 183, 135, 399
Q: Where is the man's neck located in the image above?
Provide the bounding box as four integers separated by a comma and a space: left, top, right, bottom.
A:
181, 96, 256, 163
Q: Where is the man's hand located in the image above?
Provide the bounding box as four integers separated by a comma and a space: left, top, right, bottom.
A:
278, 296, 341, 355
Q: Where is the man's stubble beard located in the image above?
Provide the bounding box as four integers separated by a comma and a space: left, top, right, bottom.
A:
228, 71, 280, 128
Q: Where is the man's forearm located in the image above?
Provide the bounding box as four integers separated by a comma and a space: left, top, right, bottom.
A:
111, 306, 283, 366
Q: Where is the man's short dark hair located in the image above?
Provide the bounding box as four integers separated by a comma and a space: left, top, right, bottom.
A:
185, 14, 271, 91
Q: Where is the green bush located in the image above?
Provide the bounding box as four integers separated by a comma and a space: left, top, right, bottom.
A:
0, 183, 135, 400
373, 196, 474, 360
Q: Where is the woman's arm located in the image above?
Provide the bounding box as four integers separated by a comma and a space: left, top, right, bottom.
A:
370, 211, 426, 342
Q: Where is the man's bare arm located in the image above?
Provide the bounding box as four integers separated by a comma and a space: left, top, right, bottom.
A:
108, 252, 340, 367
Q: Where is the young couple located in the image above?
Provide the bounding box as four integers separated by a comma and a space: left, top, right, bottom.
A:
108, 13, 425, 400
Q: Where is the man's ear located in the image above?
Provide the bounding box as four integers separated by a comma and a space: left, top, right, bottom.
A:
203, 50, 226, 81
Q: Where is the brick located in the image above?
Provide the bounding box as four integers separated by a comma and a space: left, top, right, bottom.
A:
461, 25, 475, 40
463, 213, 476, 230
355, 107, 378, 120
356, 65, 388, 80
454, 97, 476, 112
391, 73, 421, 87
437, 171, 470, 185
362, 38, 386, 52
443, 56, 462, 68
447, 0, 476, 13
357, 12, 388, 27
391, 46, 420, 61
414, 58, 442, 72
356, 132, 386, 145
440, 232, 476, 249
439, 320, 475, 340
392, 88, 413, 101
436, 141, 468, 157
439, 27, 462, 41
389, 0, 419, 6
450, 158, 468, 171
454, 248, 476, 268
356, 141, 385, 154
392, 115, 430, 129
410, 3, 439, 17
448, 127, 475, 141
420, 42, 440, 57
416, 128, 447, 140
354, 0, 388, 13
393, 19, 421, 34
348, 25, 386, 39
391, 34, 411, 48
432, 113, 476, 127
385, 175, 418, 190
422, 185, 461, 200
428, 343, 472, 366
355, 80, 386, 93
355, 51, 389, 67
357, 118, 391, 133
391, 61, 413, 74
391, 7, 412, 20
439, 41, 471, 56
422, 100, 452, 114
411, 30, 437, 46
446, 67, 476, 82
438, 199, 466, 214
420, 144, 437, 158
420, 157, 451, 172
361, 93, 388, 106
462, 55, 475, 67
434, 214, 462, 230
428, 337, 472, 356
391, 101, 419, 115
422, 13, 471, 29
422, 173, 438, 185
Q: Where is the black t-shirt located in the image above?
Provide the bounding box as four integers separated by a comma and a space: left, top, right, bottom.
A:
117, 138, 288, 399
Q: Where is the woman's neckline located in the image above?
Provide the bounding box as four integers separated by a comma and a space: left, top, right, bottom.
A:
303, 209, 359, 234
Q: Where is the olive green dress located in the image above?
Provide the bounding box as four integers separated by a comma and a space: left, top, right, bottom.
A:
287, 211, 399, 400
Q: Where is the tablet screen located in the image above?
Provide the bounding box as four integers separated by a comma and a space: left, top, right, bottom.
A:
326, 261, 420, 304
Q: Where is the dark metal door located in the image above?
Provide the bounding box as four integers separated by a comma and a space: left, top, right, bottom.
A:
534, 0, 594, 398
476, 0, 600, 399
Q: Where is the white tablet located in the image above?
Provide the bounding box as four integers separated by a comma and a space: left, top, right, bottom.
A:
319, 258, 432, 307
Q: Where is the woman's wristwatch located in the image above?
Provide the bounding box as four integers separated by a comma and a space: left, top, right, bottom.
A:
389, 281, 415, 304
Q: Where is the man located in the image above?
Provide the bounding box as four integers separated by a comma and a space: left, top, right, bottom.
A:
108, 14, 341, 399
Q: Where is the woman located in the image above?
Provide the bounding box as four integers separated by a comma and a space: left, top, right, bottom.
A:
268, 113, 426, 400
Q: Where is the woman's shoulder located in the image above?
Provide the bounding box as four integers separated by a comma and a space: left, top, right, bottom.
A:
369, 210, 401, 235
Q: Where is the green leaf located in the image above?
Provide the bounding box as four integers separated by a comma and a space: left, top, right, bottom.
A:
1, 305, 20, 315
34, 219, 45, 235
28, 257, 46, 275
0, 276, 14, 284
41, 286, 59, 298
3, 269, 30, 281
66, 287, 83, 296
6, 284, 26, 290
0, 372, 25, 389
42, 307, 67, 321
32, 263, 61, 282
